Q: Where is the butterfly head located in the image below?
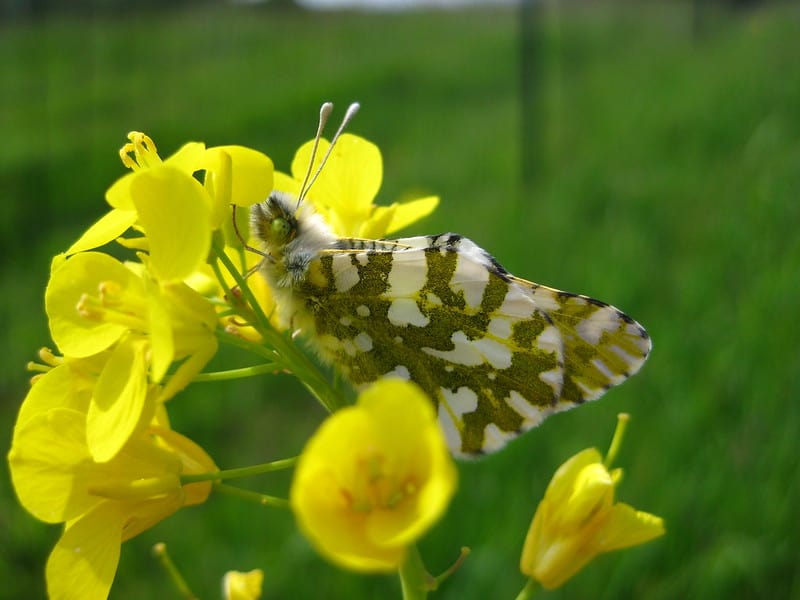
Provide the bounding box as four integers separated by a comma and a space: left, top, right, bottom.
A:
248, 102, 360, 259
250, 191, 301, 255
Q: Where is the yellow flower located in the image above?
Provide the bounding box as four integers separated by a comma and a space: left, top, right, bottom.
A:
65, 132, 273, 281
223, 569, 264, 600
44, 251, 218, 461
7, 399, 216, 600
519, 422, 665, 590
274, 133, 438, 238
290, 379, 457, 572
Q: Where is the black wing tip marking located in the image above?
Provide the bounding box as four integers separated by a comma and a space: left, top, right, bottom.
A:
427, 232, 511, 280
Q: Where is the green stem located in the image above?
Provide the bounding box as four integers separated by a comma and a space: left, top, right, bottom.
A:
604, 412, 630, 468
432, 546, 470, 588
514, 578, 538, 600
398, 545, 432, 600
152, 543, 197, 600
191, 363, 280, 382
212, 482, 289, 509
181, 457, 297, 484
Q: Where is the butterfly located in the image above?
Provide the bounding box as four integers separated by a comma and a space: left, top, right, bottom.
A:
248, 103, 651, 457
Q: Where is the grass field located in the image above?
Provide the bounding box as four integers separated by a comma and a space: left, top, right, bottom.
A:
2, 2, 799, 598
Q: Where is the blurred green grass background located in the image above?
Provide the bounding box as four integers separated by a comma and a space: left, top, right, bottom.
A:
2, 1, 799, 598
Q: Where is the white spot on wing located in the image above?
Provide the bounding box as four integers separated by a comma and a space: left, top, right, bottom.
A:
499, 284, 537, 318
506, 390, 545, 426
450, 252, 489, 309
384, 365, 410, 379
575, 380, 603, 401
332, 254, 359, 292
472, 337, 512, 369
388, 298, 430, 327
537, 324, 563, 360
591, 358, 622, 382
423, 331, 482, 366
539, 367, 563, 396
625, 321, 647, 339
425, 292, 442, 306
356, 305, 370, 317
423, 331, 512, 369
528, 286, 560, 312
354, 332, 373, 352
483, 423, 516, 453
576, 308, 618, 345
386, 251, 428, 296
487, 317, 512, 339
437, 403, 462, 453
609, 344, 637, 366
342, 339, 357, 357
441, 386, 479, 418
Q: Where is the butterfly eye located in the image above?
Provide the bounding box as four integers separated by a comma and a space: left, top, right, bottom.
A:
271, 217, 294, 242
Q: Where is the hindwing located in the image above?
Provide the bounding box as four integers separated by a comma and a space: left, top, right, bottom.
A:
292, 233, 651, 456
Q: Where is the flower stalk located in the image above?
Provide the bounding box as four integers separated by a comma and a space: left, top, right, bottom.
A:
152, 543, 197, 600
398, 545, 432, 600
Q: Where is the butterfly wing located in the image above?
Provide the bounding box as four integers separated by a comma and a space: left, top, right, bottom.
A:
294, 234, 650, 456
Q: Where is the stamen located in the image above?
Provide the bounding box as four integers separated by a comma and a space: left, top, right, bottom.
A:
76, 292, 149, 331
38, 347, 61, 367
119, 131, 161, 171
89, 474, 180, 500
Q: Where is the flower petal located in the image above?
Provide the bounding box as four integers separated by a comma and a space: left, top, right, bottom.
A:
105, 171, 136, 210
290, 379, 455, 573
8, 408, 99, 523
164, 141, 207, 173
543, 448, 604, 506
129, 166, 211, 281
272, 171, 300, 196
292, 134, 382, 216
206, 145, 274, 207
65, 209, 138, 256
87, 339, 150, 462
158, 339, 217, 403
15, 362, 93, 428
46, 253, 139, 358
223, 569, 264, 600
595, 503, 666, 553
385, 195, 439, 234
564, 463, 614, 526
46, 503, 124, 600
359, 380, 456, 546
358, 205, 396, 240
147, 289, 174, 384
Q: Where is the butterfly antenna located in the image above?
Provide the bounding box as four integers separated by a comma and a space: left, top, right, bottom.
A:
295, 102, 334, 209
298, 101, 360, 206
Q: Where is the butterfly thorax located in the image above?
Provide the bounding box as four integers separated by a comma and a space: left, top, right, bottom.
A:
250, 192, 338, 285
249, 192, 339, 327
